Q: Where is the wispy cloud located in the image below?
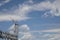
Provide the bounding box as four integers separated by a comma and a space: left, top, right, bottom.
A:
40, 28, 60, 32
25, 0, 60, 17
0, 0, 60, 40
40, 0, 60, 17
0, 0, 10, 6
0, 4, 31, 21
22, 0, 60, 17
0, 0, 60, 21
0, 15, 29, 21
18, 24, 60, 40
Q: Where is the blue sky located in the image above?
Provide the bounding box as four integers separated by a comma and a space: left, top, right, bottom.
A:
0, 0, 60, 40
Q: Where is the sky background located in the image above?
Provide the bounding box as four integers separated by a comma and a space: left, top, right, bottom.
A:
0, 0, 60, 40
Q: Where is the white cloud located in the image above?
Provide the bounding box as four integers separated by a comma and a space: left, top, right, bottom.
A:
21, 32, 32, 40
9, 24, 32, 40
0, 0, 10, 6
30, 28, 60, 40
40, 28, 60, 32
41, 0, 60, 17
1, 0, 60, 40
18, 24, 33, 40
4, 0, 10, 3
26, 0, 60, 17
29, 28, 60, 33
43, 33, 60, 40
1, 0, 60, 21
16, 4, 31, 16
18, 24, 60, 40
0, 15, 29, 21
0, 4, 31, 21
31, 0, 60, 17
22, 0, 60, 17
39, 33, 60, 40
27, 0, 33, 4
32, 1, 53, 11
9, 24, 60, 40
19, 24, 30, 32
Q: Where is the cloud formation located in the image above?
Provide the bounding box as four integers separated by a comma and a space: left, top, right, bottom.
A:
0, 4, 31, 21
20, 0, 60, 17
9, 24, 32, 40
19, 24, 30, 32
9, 23, 60, 40
18, 24, 60, 40
18, 24, 32, 40
0, 15, 29, 21
24, 0, 60, 17
0, 0, 60, 21
0, 0, 10, 6
1, 0, 60, 40
41, 28, 60, 32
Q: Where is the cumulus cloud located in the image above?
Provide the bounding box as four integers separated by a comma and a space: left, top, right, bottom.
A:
9, 24, 60, 40
18, 24, 32, 40
19, 24, 30, 32
9, 24, 32, 40
18, 24, 60, 40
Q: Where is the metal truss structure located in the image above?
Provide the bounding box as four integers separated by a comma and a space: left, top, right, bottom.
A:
0, 30, 18, 40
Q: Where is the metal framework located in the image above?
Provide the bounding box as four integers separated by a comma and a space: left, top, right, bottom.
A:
0, 30, 18, 40
0, 19, 18, 40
